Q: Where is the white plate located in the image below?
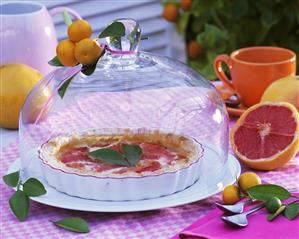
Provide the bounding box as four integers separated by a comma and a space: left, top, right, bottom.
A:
7, 149, 240, 212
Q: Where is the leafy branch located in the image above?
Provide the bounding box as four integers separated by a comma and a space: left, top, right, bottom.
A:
3, 171, 46, 221
3, 171, 91, 233
48, 12, 127, 99
246, 184, 299, 221
167, 0, 299, 80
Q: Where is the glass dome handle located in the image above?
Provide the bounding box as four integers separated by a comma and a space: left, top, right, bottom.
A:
106, 18, 141, 54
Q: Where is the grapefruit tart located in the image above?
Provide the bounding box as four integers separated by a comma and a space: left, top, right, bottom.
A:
39, 128, 203, 201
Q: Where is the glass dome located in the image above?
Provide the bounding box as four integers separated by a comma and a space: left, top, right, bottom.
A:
19, 19, 229, 200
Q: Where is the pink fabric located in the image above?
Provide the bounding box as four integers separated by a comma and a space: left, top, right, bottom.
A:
173, 195, 299, 239
1, 120, 299, 238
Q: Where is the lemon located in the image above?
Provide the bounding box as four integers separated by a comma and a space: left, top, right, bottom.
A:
0, 64, 45, 129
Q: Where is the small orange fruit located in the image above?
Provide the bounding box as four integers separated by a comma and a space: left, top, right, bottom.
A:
56, 39, 78, 67
187, 40, 203, 59
163, 4, 179, 23
230, 102, 299, 170
223, 185, 240, 205
68, 19, 92, 43
74, 38, 103, 65
238, 172, 261, 192
181, 0, 192, 11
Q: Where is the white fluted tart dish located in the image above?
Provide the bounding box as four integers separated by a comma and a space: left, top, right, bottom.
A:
38, 128, 204, 201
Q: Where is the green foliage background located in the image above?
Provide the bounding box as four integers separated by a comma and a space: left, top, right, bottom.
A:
167, 0, 299, 80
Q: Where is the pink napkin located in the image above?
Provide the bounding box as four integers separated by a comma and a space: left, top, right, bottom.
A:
171, 194, 299, 239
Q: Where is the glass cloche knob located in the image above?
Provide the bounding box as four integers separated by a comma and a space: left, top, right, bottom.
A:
106, 18, 141, 53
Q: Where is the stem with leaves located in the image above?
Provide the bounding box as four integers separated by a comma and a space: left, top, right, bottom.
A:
246, 184, 299, 221
3, 171, 47, 221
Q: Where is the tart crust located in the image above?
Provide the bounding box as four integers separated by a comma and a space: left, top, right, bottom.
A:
39, 129, 201, 178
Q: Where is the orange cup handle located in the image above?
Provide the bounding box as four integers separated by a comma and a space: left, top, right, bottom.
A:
213, 54, 234, 91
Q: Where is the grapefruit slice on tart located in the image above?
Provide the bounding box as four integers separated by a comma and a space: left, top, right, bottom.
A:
230, 102, 299, 170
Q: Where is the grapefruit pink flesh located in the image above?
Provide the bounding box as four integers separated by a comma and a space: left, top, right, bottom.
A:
230, 102, 299, 170
234, 105, 297, 159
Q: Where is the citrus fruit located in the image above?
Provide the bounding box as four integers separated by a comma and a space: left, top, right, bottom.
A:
222, 185, 240, 205
238, 172, 261, 192
265, 197, 282, 213
74, 38, 102, 65
187, 40, 203, 59
163, 4, 179, 23
0, 64, 46, 129
230, 102, 299, 170
181, 0, 192, 11
56, 39, 78, 66
261, 75, 299, 112
67, 19, 92, 43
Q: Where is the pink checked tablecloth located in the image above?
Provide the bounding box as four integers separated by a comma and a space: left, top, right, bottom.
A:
1, 87, 299, 238
1, 136, 299, 239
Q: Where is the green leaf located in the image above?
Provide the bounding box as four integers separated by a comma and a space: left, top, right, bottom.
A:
191, 13, 208, 34
63, 10, 73, 26
176, 12, 190, 34
51, 217, 89, 233
23, 178, 47, 197
261, 9, 279, 28
81, 48, 104, 76
58, 74, 76, 99
247, 184, 292, 201
161, 0, 179, 7
89, 148, 129, 166
98, 22, 125, 38
121, 144, 143, 166
192, 0, 223, 16
81, 65, 96, 76
189, 59, 216, 80
3, 171, 19, 187
284, 203, 299, 220
197, 24, 228, 49
81, 60, 98, 76
48, 56, 64, 67
232, 0, 249, 19
267, 205, 286, 221
9, 190, 30, 221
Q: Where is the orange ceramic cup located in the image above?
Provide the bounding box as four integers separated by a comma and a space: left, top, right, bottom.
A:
213, 47, 296, 107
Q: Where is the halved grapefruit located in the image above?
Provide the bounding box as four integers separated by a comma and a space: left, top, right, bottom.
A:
230, 102, 299, 170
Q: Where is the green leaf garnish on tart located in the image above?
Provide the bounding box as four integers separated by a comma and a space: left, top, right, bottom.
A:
121, 144, 143, 166
89, 143, 143, 167
89, 148, 129, 166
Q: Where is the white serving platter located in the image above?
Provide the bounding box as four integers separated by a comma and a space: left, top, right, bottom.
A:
7, 145, 241, 212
